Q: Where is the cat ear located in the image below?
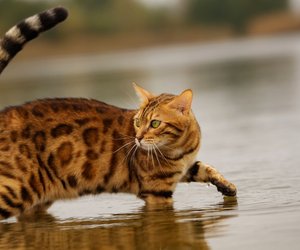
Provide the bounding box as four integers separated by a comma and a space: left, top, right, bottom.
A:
133, 82, 154, 104
168, 89, 193, 114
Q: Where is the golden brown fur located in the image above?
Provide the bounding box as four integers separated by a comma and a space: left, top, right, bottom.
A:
0, 88, 236, 220
0, 8, 236, 220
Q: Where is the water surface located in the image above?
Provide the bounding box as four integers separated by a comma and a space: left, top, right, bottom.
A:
1, 35, 300, 249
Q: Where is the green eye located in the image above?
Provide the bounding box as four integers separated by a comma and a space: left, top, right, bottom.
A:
135, 118, 141, 127
150, 120, 161, 128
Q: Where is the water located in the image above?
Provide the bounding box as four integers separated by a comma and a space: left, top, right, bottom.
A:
1, 34, 300, 249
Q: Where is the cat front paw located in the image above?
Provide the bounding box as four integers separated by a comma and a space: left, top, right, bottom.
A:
210, 178, 237, 197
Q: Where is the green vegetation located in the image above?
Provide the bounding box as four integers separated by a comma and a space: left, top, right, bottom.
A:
0, 0, 289, 34
187, 0, 289, 33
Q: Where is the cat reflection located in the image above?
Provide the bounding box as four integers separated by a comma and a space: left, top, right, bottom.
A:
0, 198, 237, 250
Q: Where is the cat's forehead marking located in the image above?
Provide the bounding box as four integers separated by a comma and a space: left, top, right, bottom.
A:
140, 94, 174, 120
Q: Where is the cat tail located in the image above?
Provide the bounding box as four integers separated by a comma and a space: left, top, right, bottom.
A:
0, 6, 68, 74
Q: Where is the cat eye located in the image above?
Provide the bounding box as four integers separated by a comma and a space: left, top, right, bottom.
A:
150, 120, 161, 128
135, 118, 141, 127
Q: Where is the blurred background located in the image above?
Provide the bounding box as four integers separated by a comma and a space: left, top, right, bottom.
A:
0, 0, 299, 57
1, 0, 300, 106
1, 1, 300, 249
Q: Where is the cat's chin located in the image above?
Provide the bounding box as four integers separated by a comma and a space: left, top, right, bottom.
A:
139, 143, 154, 151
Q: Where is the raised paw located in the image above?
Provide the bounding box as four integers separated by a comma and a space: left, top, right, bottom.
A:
183, 161, 237, 197
204, 163, 237, 196
210, 178, 237, 197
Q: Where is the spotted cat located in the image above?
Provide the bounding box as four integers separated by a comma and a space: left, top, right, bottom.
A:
0, 7, 236, 220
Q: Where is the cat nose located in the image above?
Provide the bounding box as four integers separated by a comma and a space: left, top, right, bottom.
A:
135, 131, 145, 141
135, 137, 141, 147
136, 135, 143, 140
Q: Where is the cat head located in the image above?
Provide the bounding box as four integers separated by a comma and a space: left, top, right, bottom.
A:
133, 83, 199, 151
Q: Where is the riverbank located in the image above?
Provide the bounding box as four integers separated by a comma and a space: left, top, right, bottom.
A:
9, 10, 300, 63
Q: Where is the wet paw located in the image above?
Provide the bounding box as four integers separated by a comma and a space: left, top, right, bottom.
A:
210, 179, 237, 197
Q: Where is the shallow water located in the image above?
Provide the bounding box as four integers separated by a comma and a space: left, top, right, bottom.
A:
1, 35, 300, 249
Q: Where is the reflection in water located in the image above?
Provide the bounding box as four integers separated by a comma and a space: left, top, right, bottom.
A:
0, 198, 237, 250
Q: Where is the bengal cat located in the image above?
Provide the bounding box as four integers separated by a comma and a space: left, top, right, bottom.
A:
0, 7, 236, 220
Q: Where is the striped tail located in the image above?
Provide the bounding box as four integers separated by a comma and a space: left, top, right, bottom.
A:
0, 7, 68, 74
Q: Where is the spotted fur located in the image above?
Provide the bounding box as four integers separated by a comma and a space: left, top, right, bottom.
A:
0, 8, 236, 220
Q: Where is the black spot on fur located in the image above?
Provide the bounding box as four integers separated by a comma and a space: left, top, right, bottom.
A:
86, 150, 99, 160
79, 189, 93, 196
75, 118, 90, 126
103, 130, 123, 184
38, 169, 46, 192
72, 103, 88, 112
0, 208, 11, 219
111, 186, 118, 193
33, 131, 46, 152
117, 115, 124, 125
31, 106, 44, 118
19, 144, 32, 159
61, 180, 67, 190
95, 185, 105, 193
21, 125, 32, 139
0, 161, 12, 168
103, 119, 113, 133
50, 103, 60, 112
16, 107, 29, 119
1, 194, 23, 210
82, 128, 99, 147
21, 186, 33, 203
29, 174, 41, 199
15, 156, 27, 173
96, 106, 108, 114
47, 153, 59, 177
4, 185, 17, 199
81, 162, 94, 180
0, 145, 10, 152
0, 172, 16, 180
37, 154, 54, 183
10, 131, 18, 143
67, 175, 77, 188
51, 124, 73, 138
100, 140, 107, 154
187, 163, 199, 182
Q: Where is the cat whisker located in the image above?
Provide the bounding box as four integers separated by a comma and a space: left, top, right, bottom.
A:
153, 143, 171, 167
152, 144, 169, 176
113, 133, 135, 141
112, 137, 133, 141
129, 144, 139, 171
152, 144, 164, 172
147, 145, 150, 170
150, 145, 155, 170
112, 141, 135, 154
120, 143, 138, 168
117, 143, 139, 178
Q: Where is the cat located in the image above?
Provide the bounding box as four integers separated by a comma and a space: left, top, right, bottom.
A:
0, 7, 236, 220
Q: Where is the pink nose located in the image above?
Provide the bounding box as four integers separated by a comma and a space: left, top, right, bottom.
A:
136, 135, 143, 140
135, 138, 141, 147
